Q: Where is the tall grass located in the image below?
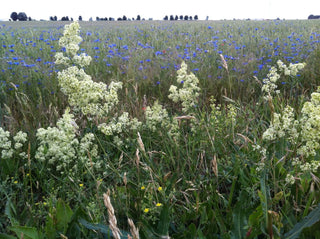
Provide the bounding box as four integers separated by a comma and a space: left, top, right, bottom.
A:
1, 20, 320, 238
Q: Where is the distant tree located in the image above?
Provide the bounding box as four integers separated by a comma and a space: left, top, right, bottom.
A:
180, 15, 183, 20
205, 16, 209, 20
54, 16, 57, 21
308, 14, 320, 19
28, 17, 31, 21
164, 15, 168, 20
170, 15, 174, 21
10, 12, 18, 21
17, 12, 28, 21
109, 17, 113, 21
137, 15, 141, 20
71, 17, 73, 21
194, 15, 198, 20
175, 15, 178, 20
96, 17, 100, 21
184, 15, 188, 20
117, 17, 122, 21
89, 17, 93, 21
78, 16, 82, 21
122, 15, 127, 21
189, 16, 193, 20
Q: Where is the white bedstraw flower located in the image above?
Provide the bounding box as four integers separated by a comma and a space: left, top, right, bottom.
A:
168, 61, 200, 113
145, 101, 180, 139
262, 60, 305, 100
285, 174, 295, 185
297, 90, 320, 157
13, 131, 27, 150
263, 105, 297, 142
35, 109, 79, 173
0, 127, 14, 159
56, 21, 119, 118
98, 112, 142, 136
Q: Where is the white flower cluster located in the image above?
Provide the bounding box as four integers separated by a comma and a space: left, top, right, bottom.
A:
0, 128, 28, 160
98, 112, 142, 147
261, 66, 280, 99
297, 89, 320, 157
0, 128, 14, 159
168, 61, 200, 113
261, 60, 306, 100
262, 105, 299, 142
209, 98, 237, 132
35, 109, 79, 170
277, 60, 306, 77
55, 21, 122, 117
57, 66, 122, 116
144, 101, 180, 139
35, 109, 99, 174
79, 133, 100, 169
262, 80, 320, 185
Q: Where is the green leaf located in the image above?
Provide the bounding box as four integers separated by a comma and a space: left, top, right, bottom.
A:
0, 233, 17, 239
157, 203, 170, 236
79, 218, 112, 234
56, 199, 73, 233
284, 203, 320, 239
231, 205, 247, 239
5, 199, 18, 226
79, 219, 131, 238
9, 226, 41, 239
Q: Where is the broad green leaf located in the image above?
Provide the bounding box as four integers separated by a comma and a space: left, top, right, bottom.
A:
56, 199, 73, 233
0, 233, 17, 239
284, 203, 320, 239
9, 226, 42, 239
79, 218, 131, 238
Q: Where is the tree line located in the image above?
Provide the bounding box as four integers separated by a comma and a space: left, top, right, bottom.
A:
9, 12, 202, 21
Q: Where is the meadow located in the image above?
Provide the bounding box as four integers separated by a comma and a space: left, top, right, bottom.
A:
1, 19, 320, 238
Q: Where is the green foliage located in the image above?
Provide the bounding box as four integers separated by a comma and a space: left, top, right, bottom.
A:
1, 20, 320, 238
284, 203, 320, 239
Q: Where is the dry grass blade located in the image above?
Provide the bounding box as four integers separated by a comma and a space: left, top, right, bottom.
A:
103, 190, 121, 239
137, 132, 145, 152
174, 115, 196, 120
220, 54, 228, 71
128, 218, 140, 239
212, 155, 218, 177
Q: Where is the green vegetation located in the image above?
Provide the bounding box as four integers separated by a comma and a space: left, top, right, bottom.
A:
1, 20, 320, 238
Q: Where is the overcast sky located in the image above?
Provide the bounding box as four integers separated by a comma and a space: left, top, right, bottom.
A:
0, 0, 319, 21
